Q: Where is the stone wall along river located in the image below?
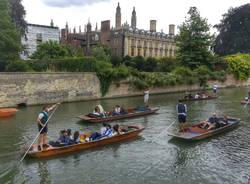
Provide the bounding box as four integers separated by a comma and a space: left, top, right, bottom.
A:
0, 73, 250, 107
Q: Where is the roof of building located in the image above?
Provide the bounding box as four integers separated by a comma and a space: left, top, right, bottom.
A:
27, 23, 59, 29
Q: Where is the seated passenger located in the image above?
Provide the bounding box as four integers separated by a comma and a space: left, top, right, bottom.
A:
112, 124, 124, 136
194, 93, 200, 99
101, 124, 113, 138
55, 130, 71, 146
112, 105, 121, 116
73, 131, 80, 143
97, 104, 106, 117
120, 106, 127, 114
218, 116, 229, 127
89, 123, 111, 141
201, 113, 219, 130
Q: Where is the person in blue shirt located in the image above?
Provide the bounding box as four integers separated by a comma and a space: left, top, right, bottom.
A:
176, 100, 187, 132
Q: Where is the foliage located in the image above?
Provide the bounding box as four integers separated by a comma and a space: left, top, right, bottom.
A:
214, 4, 250, 56
5, 60, 32, 72
176, 7, 215, 68
224, 53, 250, 80
0, 0, 21, 62
156, 57, 178, 72
10, 0, 27, 36
31, 41, 72, 60
111, 55, 122, 66
91, 44, 111, 62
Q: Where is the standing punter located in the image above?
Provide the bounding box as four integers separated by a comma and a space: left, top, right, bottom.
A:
144, 88, 149, 106
37, 103, 59, 150
176, 100, 187, 132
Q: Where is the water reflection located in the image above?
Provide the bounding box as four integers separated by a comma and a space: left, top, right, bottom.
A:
38, 161, 51, 184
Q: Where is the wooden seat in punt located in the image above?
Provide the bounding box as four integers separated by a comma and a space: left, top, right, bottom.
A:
27, 125, 145, 158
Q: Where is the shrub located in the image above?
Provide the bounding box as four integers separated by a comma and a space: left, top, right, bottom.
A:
5, 60, 32, 72
224, 53, 250, 80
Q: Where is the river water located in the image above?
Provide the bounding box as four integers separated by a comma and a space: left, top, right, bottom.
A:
0, 87, 249, 184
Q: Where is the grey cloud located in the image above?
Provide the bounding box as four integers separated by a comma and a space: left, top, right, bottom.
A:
43, 0, 110, 8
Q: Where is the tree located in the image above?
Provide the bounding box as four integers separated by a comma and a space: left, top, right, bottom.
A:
31, 41, 72, 59
91, 44, 111, 62
0, 0, 21, 65
176, 7, 215, 68
214, 4, 250, 56
10, 0, 27, 36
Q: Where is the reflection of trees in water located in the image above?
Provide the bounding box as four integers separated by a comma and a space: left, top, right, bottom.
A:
38, 161, 51, 184
173, 146, 188, 168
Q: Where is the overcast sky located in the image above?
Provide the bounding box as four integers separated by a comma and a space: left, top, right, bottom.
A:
22, 0, 249, 33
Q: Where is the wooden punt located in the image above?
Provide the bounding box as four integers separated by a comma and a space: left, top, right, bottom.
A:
78, 107, 159, 123
0, 108, 18, 118
167, 118, 240, 141
179, 96, 218, 102
27, 125, 145, 158
241, 100, 250, 105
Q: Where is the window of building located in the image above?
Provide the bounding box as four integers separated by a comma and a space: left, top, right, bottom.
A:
144, 41, 147, 47
36, 33, 42, 44
131, 48, 135, 56
144, 49, 147, 57
138, 48, 141, 56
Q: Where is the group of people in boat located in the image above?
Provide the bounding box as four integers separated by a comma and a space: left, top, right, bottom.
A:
48, 123, 126, 148
183, 92, 211, 100
200, 113, 229, 130
90, 104, 127, 118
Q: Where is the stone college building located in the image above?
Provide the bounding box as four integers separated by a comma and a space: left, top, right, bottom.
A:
61, 3, 177, 58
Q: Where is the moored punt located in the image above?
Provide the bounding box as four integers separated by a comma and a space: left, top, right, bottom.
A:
179, 96, 218, 102
0, 108, 18, 118
27, 125, 144, 158
167, 118, 240, 141
78, 107, 159, 123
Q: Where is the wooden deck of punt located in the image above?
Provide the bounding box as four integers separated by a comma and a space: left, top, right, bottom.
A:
27, 125, 145, 158
167, 118, 240, 141
179, 96, 218, 102
78, 107, 159, 123
0, 108, 18, 118
241, 100, 250, 105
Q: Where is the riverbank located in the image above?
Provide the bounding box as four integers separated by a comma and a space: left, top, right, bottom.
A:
0, 72, 249, 107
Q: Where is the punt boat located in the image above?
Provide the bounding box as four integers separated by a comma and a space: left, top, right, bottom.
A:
179, 96, 218, 102
0, 108, 18, 118
167, 117, 240, 141
78, 107, 159, 123
27, 125, 144, 158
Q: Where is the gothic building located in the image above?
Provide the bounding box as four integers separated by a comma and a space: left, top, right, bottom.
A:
60, 3, 176, 58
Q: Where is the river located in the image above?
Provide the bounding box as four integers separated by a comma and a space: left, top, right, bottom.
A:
0, 87, 249, 184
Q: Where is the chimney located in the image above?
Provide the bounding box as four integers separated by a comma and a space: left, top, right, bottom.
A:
169, 24, 175, 35
150, 20, 156, 32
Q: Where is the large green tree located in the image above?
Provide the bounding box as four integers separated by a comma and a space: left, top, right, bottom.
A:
31, 41, 72, 59
214, 4, 250, 56
176, 7, 215, 68
10, 0, 27, 36
0, 0, 21, 64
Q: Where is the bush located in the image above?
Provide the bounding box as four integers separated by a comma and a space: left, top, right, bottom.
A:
224, 53, 250, 80
5, 60, 32, 72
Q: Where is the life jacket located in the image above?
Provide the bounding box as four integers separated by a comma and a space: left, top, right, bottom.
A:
40, 111, 49, 125
177, 103, 186, 114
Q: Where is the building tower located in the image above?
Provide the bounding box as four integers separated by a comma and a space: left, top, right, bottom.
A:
115, 2, 121, 29
131, 7, 137, 29
150, 20, 156, 32
87, 19, 92, 33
